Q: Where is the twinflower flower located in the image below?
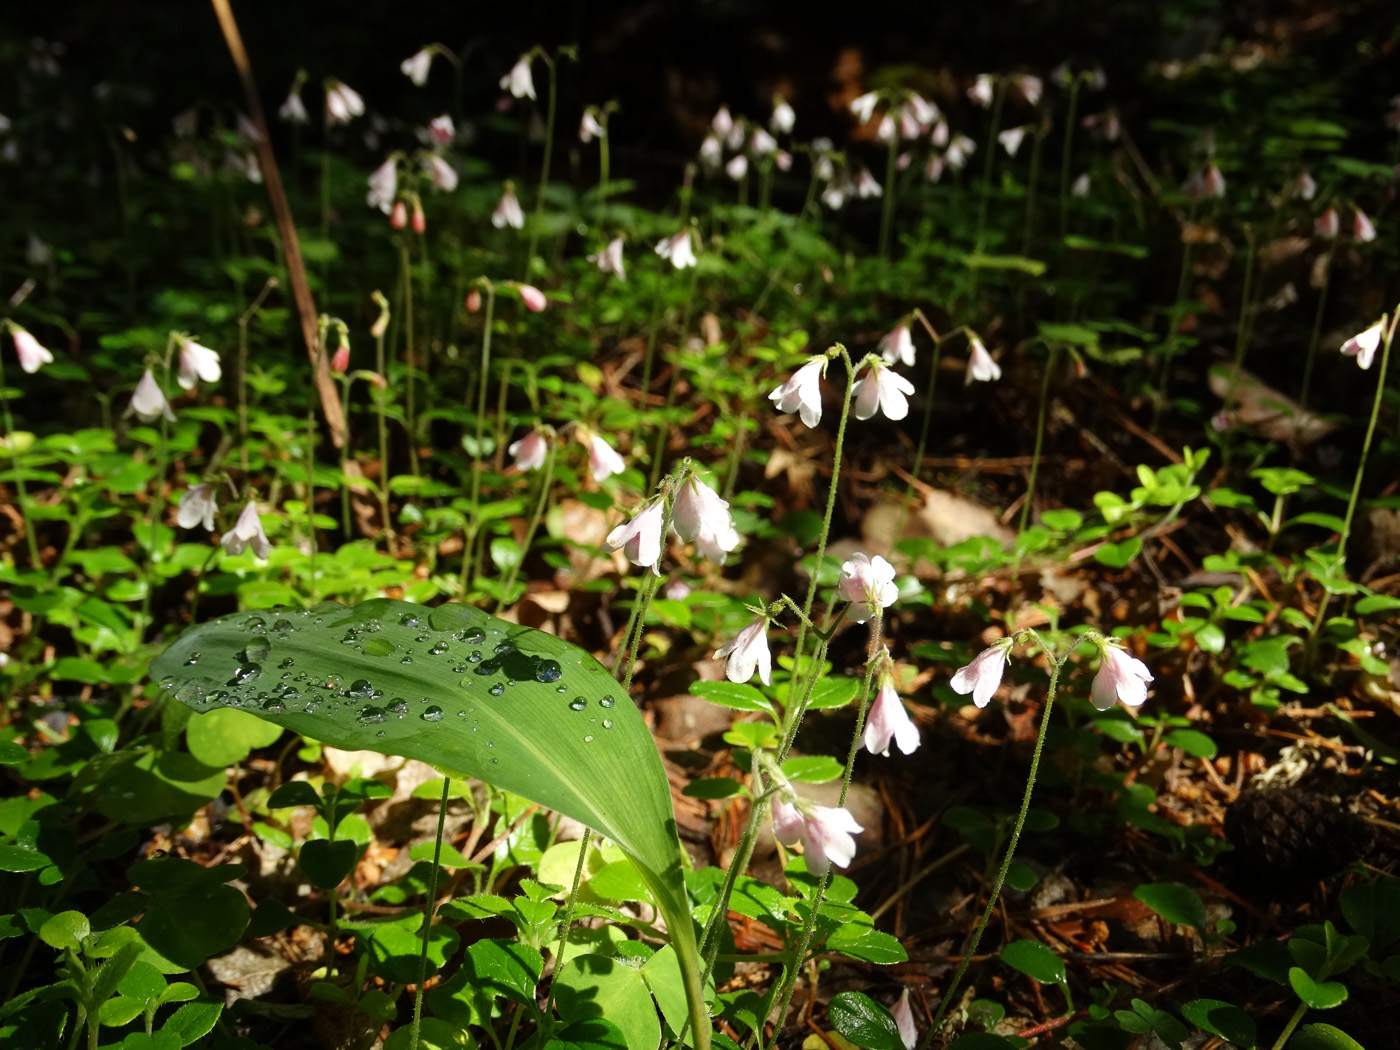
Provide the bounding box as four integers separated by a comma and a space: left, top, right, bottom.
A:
966, 337, 1001, 383
324, 80, 364, 125
1090, 642, 1153, 710
508, 429, 549, 471
9, 324, 53, 373
588, 237, 627, 281
852, 360, 915, 421
672, 476, 740, 560
177, 483, 217, 531
654, 230, 697, 269
771, 97, 795, 134
838, 552, 899, 623
584, 432, 626, 481
401, 47, 434, 86
1354, 207, 1377, 242
878, 321, 915, 367
604, 501, 665, 574
772, 796, 863, 876
767, 356, 826, 428
715, 616, 771, 685
176, 336, 221, 391
128, 370, 176, 423
222, 501, 271, 558
500, 55, 536, 100
493, 185, 524, 229
950, 641, 1012, 708
366, 157, 397, 213
865, 652, 920, 757
1340, 318, 1385, 370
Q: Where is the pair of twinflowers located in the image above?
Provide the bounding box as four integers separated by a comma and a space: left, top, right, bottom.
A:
508, 423, 625, 482
768, 351, 916, 427
950, 632, 1153, 711
877, 319, 1002, 384
176, 485, 272, 559
126, 336, 222, 424
603, 468, 740, 573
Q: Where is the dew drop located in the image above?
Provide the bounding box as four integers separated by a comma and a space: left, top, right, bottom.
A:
535, 659, 562, 684
569, 697, 587, 712
388, 698, 410, 716
399, 613, 421, 627
422, 705, 444, 722
599, 695, 615, 708
227, 664, 262, 687
243, 615, 267, 632
347, 679, 376, 699
244, 638, 272, 662
183, 652, 201, 666
401, 656, 414, 664
279, 657, 296, 669
602, 719, 614, 729
429, 641, 449, 656
324, 674, 344, 690
358, 707, 387, 725
468, 651, 483, 664
489, 683, 505, 697
263, 698, 285, 713
272, 618, 294, 634
584, 734, 594, 743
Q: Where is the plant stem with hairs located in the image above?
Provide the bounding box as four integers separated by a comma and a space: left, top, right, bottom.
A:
1020, 345, 1058, 533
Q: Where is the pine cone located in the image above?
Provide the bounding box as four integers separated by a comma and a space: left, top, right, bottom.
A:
1224, 787, 1373, 890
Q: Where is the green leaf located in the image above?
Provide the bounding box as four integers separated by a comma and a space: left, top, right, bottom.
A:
152, 599, 707, 1049
383, 1017, 473, 1050
185, 708, 284, 767
1289, 967, 1348, 1009
39, 910, 90, 952
682, 778, 744, 800
1289, 1023, 1367, 1050
780, 756, 844, 783
135, 882, 249, 971
825, 926, 908, 965
805, 676, 862, 710
1134, 883, 1207, 935
689, 681, 775, 714
1000, 939, 1066, 986
827, 991, 906, 1050
554, 953, 662, 1050
1340, 879, 1400, 952
298, 839, 360, 890
544, 1018, 631, 1050
964, 252, 1046, 276
1180, 999, 1256, 1048
1163, 730, 1217, 759
1062, 236, 1148, 258
461, 938, 543, 1009
160, 1000, 223, 1046
1094, 537, 1142, 568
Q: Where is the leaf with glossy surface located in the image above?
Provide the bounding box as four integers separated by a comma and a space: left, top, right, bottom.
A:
827, 991, 905, 1050
151, 599, 708, 1048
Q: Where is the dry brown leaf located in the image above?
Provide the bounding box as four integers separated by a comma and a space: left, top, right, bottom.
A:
1208, 363, 1338, 447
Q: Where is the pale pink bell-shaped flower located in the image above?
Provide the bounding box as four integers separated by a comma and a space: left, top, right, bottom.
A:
500, 55, 536, 100
428, 115, 455, 146
1340, 319, 1385, 370
694, 521, 741, 563
664, 580, 692, 601
966, 337, 1001, 384
278, 90, 308, 125
128, 369, 176, 423
604, 500, 665, 575
865, 659, 920, 757
655, 230, 697, 269
177, 483, 218, 531
879, 322, 915, 367
402, 48, 433, 86
672, 476, 734, 543
366, 157, 397, 213
771, 796, 805, 846
897, 108, 922, 141
905, 93, 938, 128
586, 432, 626, 481
715, 616, 771, 685
325, 80, 364, 124
515, 284, 546, 312
579, 110, 605, 143
1090, 643, 1153, 710
1071, 172, 1091, 198
1201, 163, 1226, 198
588, 237, 627, 281
968, 74, 995, 108
930, 120, 950, 148
892, 991, 917, 1050
1354, 207, 1377, 242
176, 336, 221, 391
427, 155, 458, 192
222, 500, 271, 558
855, 168, 882, 198
849, 91, 880, 125
795, 803, 864, 876
876, 114, 897, 144
945, 135, 975, 170
924, 154, 945, 182
1291, 171, 1317, 201
853, 361, 915, 421
950, 642, 1011, 708
508, 430, 549, 471
493, 186, 525, 229
751, 127, 778, 155
771, 98, 795, 135
822, 181, 850, 210
725, 154, 748, 181
711, 106, 734, 138
838, 552, 899, 623
699, 134, 723, 170
767, 356, 826, 428
998, 126, 1027, 157
1315, 206, 1339, 239
1017, 74, 1043, 106
10, 325, 53, 373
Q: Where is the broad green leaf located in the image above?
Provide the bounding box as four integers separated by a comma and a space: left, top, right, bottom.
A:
39, 910, 90, 952
1288, 967, 1347, 1009
161, 1000, 223, 1046
1180, 999, 1256, 1048
689, 681, 775, 714
1134, 884, 1207, 935
827, 991, 905, 1050
554, 953, 661, 1050
185, 708, 284, 767
151, 599, 708, 1049
1289, 1023, 1367, 1050
1000, 939, 1066, 986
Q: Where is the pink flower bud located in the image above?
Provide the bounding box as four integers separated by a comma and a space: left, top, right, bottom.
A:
517, 284, 546, 312
390, 200, 408, 229
466, 289, 482, 313
330, 345, 350, 373
411, 202, 426, 234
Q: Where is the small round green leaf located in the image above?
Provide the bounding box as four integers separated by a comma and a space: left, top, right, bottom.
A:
1289, 968, 1347, 1009
1134, 883, 1207, 934
39, 910, 90, 952
1000, 939, 1066, 986
827, 991, 906, 1050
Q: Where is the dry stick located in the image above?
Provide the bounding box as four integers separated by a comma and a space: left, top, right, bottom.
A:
208, 0, 345, 448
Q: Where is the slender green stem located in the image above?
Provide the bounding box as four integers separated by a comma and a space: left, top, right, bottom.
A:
648, 265, 702, 490
1221, 225, 1258, 422
524, 55, 558, 274
462, 284, 497, 597
890, 319, 948, 551
543, 828, 593, 1030
878, 131, 899, 260
595, 129, 610, 233
494, 438, 557, 614
1151, 203, 1198, 431
408, 777, 452, 1050
1019, 346, 1057, 533
373, 304, 391, 539
920, 632, 1063, 1048
400, 242, 419, 478
138, 413, 171, 640
0, 347, 41, 569
1022, 123, 1045, 256
1058, 80, 1080, 239
617, 483, 678, 698
1269, 1003, 1309, 1050
1297, 262, 1331, 414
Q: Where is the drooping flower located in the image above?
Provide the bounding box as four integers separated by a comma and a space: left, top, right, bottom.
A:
366, 157, 397, 213
579, 110, 605, 143
176, 336, 221, 391
924, 154, 945, 182
330, 344, 350, 373
654, 230, 697, 269
698, 134, 723, 170
945, 135, 975, 170
1354, 207, 1377, 243
715, 616, 771, 685
865, 653, 920, 757
725, 154, 749, 181
500, 55, 536, 100
1315, 206, 1339, 239
514, 283, 546, 313
968, 74, 995, 108
585, 432, 626, 481
391, 200, 408, 229
711, 106, 734, 138
428, 114, 455, 146
672, 476, 739, 558
998, 126, 1027, 158
278, 89, 308, 125
128, 369, 176, 423
855, 168, 882, 198
767, 356, 826, 428
838, 552, 899, 623
879, 321, 915, 368
1185, 163, 1226, 199
508, 429, 549, 472
411, 201, 426, 234
930, 120, 950, 148
771, 97, 795, 135
9, 325, 53, 373
852, 361, 915, 421
876, 114, 897, 144
773, 798, 863, 876
324, 80, 364, 125
1071, 172, 1091, 198
1291, 171, 1317, 201
427, 155, 458, 193
588, 237, 627, 281
401, 47, 434, 87
604, 500, 665, 575
905, 93, 938, 129
493, 185, 524, 229
1340, 318, 1385, 370
177, 483, 218, 531
1090, 642, 1153, 711
966, 337, 1001, 384
1017, 74, 1044, 106
750, 127, 778, 156
950, 641, 1011, 708
849, 90, 880, 125
222, 501, 272, 558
